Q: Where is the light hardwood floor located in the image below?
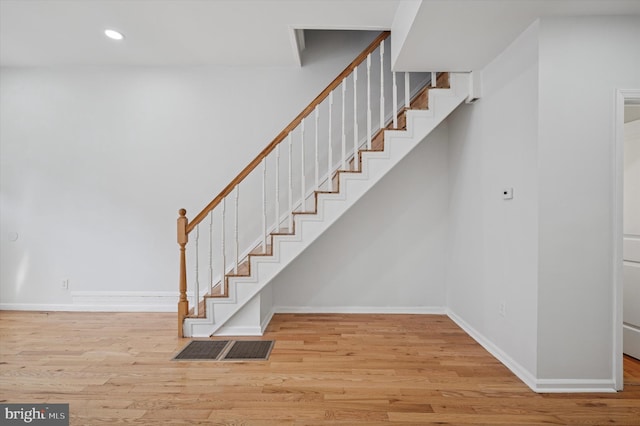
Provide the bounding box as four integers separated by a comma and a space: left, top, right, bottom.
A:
1, 311, 639, 425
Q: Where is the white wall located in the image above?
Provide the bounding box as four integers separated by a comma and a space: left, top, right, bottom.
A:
447, 16, 640, 389
273, 122, 449, 311
390, 0, 421, 70
0, 30, 378, 309
536, 16, 640, 382
446, 21, 540, 378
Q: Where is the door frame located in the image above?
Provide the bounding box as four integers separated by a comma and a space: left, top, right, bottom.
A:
613, 88, 640, 390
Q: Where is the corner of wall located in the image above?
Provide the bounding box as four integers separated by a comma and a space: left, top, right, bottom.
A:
390, 0, 422, 68
446, 309, 537, 391
445, 19, 540, 381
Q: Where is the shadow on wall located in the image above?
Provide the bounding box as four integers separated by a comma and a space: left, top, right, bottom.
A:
300, 30, 379, 67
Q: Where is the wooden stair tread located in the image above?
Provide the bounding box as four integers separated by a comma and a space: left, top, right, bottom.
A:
271, 228, 293, 235
226, 260, 250, 277
187, 284, 224, 318
249, 244, 272, 256
209, 281, 225, 296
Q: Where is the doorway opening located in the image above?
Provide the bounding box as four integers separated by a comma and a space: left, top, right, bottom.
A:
614, 89, 640, 390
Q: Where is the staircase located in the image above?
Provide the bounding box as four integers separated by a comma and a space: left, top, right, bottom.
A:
177, 32, 471, 337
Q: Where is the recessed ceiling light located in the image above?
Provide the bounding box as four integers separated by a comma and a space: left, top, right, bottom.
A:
104, 29, 124, 41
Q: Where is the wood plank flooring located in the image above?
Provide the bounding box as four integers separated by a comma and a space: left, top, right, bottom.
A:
1, 311, 639, 425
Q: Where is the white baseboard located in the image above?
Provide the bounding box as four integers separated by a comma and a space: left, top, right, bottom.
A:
446, 309, 616, 393
213, 325, 264, 336
534, 379, 616, 393
274, 306, 446, 314
0, 291, 178, 312
212, 306, 445, 336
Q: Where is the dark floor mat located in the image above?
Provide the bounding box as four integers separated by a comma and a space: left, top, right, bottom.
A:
221, 340, 274, 361
173, 340, 230, 360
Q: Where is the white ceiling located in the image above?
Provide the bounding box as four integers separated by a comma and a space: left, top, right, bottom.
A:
393, 0, 640, 72
1, 0, 639, 70
0, 0, 399, 67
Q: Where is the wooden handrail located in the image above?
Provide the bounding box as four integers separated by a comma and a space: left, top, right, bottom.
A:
186, 31, 390, 233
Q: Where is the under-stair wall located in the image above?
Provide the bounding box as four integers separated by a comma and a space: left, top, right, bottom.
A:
272, 122, 450, 313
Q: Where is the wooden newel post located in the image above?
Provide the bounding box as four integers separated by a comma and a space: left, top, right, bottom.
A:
177, 208, 189, 338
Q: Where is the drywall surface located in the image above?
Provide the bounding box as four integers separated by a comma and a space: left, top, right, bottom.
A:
390, 0, 421, 69
273, 122, 449, 311
536, 16, 640, 381
0, 31, 377, 309
446, 21, 540, 376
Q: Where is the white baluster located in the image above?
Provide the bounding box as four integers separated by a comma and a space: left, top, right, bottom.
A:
209, 209, 213, 292
262, 157, 267, 252
275, 144, 280, 233
431, 71, 437, 87
221, 197, 226, 287
367, 53, 372, 150
194, 224, 200, 316
314, 106, 319, 191
234, 185, 239, 274
392, 71, 398, 129
288, 132, 293, 231
353, 67, 359, 171
380, 40, 385, 131
341, 78, 346, 171
328, 91, 333, 190
300, 120, 305, 212
405, 72, 410, 109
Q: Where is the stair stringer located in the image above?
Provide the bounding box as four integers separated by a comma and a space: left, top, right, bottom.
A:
183, 72, 471, 337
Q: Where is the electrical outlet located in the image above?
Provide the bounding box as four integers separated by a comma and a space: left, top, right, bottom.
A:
499, 302, 506, 317
502, 187, 514, 200
61, 279, 69, 290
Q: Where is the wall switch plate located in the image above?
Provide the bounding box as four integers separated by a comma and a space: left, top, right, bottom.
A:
502, 187, 514, 200
61, 279, 69, 290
